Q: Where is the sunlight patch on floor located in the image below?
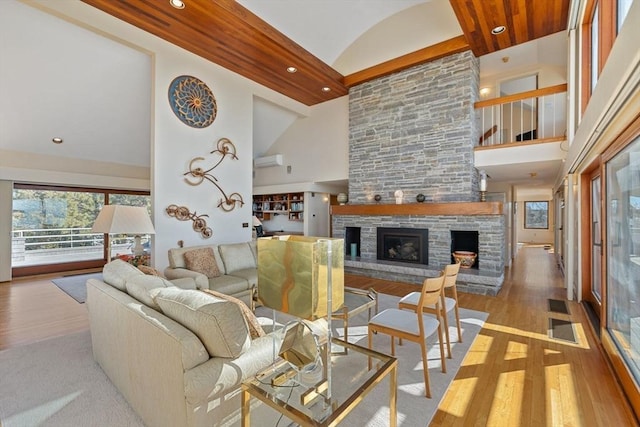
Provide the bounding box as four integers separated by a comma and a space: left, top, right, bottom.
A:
505, 340, 528, 360
444, 376, 479, 417
546, 363, 579, 426
487, 369, 525, 426
481, 322, 590, 350
5, 391, 82, 426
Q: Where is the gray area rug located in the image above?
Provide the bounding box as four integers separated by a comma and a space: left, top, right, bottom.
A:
51, 272, 103, 303
0, 293, 487, 427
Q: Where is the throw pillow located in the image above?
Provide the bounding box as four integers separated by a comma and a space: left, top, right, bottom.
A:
151, 288, 251, 358
183, 247, 221, 278
201, 289, 265, 339
138, 265, 161, 276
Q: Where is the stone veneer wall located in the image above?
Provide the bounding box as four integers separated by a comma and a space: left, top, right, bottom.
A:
348, 50, 480, 203
334, 51, 505, 295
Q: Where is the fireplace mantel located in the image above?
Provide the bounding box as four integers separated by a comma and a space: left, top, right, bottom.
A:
331, 202, 502, 216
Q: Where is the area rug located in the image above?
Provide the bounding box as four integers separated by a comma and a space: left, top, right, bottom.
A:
0, 293, 487, 427
51, 272, 103, 303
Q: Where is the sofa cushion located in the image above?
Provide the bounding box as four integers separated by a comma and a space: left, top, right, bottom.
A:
151, 288, 251, 358
201, 289, 265, 339
167, 245, 226, 274
218, 243, 255, 274
125, 275, 175, 310
102, 259, 144, 292
207, 274, 251, 295
183, 247, 221, 278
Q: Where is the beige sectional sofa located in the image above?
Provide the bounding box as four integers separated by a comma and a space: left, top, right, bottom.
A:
164, 242, 257, 308
87, 259, 277, 427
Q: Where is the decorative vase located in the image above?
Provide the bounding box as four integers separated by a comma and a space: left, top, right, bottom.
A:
453, 251, 477, 269
416, 193, 425, 203
337, 193, 348, 205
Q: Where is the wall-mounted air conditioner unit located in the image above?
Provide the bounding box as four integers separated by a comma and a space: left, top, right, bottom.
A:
254, 154, 283, 168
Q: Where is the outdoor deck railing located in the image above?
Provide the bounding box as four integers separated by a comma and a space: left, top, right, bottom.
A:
11, 227, 143, 267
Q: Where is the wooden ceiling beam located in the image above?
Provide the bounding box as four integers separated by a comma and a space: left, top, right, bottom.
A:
343, 35, 470, 88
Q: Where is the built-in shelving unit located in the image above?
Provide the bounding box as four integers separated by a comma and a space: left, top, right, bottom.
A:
252, 192, 304, 221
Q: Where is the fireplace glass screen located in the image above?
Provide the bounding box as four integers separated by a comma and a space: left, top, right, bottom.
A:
377, 227, 428, 265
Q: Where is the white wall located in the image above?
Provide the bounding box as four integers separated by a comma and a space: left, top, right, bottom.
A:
3, 1, 343, 273
253, 96, 349, 187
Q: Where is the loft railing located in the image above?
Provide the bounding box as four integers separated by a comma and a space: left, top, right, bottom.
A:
475, 84, 567, 147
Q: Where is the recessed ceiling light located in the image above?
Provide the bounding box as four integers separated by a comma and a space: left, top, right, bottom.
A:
286, 66, 297, 73
169, 0, 185, 9
491, 25, 506, 35
52, 137, 63, 144
321, 87, 331, 92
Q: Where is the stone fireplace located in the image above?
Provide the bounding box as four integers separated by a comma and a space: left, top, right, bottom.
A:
331, 50, 505, 296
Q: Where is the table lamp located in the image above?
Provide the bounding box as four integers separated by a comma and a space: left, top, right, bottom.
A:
258, 235, 344, 397
92, 205, 156, 258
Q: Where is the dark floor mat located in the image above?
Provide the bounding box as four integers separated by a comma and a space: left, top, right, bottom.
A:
548, 298, 570, 314
549, 318, 577, 343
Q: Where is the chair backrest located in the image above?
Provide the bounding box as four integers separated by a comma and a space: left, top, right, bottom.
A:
443, 261, 461, 289
417, 273, 445, 312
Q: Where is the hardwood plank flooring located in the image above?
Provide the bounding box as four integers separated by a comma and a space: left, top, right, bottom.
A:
0, 248, 636, 426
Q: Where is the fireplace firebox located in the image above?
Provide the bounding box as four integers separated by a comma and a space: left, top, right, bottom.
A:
377, 227, 428, 265
450, 230, 479, 269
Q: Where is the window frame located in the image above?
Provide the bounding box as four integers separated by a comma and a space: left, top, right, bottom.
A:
524, 201, 550, 230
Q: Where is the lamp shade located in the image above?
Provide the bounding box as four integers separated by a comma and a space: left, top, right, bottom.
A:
91, 205, 156, 235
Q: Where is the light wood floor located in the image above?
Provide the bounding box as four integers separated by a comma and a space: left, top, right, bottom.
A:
0, 247, 637, 426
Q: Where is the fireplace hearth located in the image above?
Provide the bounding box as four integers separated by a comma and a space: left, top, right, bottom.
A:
377, 227, 428, 266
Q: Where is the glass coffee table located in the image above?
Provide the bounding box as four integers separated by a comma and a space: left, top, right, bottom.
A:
241, 337, 397, 427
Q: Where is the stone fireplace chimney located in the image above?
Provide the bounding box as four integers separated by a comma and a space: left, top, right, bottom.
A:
333, 51, 505, 296
348, 50, 480, 203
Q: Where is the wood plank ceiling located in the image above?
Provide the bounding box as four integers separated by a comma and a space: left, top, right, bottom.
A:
80, 0, 569, 106
449, 0, 571, 57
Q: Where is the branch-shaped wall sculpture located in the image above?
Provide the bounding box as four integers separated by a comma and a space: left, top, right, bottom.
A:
166, 204, 212, 238
183, 137, 244, 212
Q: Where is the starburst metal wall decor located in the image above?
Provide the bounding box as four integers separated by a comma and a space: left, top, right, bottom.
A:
166, 204, 213, 238
184, 137, 244, 212
168, 75, 217, 128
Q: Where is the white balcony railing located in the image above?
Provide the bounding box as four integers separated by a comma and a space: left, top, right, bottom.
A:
11, 227, 143, 267
475, 84, 567, 147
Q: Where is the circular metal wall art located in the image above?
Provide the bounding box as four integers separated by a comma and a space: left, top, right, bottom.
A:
168, 75, 217, 128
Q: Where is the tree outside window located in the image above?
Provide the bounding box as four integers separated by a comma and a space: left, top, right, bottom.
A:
524, 201, 549, 229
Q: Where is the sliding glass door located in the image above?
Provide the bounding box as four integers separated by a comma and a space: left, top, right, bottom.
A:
12, 184, 149, 276
606, 134, 640, 382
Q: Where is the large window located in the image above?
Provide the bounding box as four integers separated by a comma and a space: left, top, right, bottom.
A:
606, 134, 640, 383
524, 201, 549, 229
12, 184, 150, 275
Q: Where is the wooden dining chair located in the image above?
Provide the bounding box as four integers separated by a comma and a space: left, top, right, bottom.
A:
367, 273, 446, 398
397, 262, 462, 359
